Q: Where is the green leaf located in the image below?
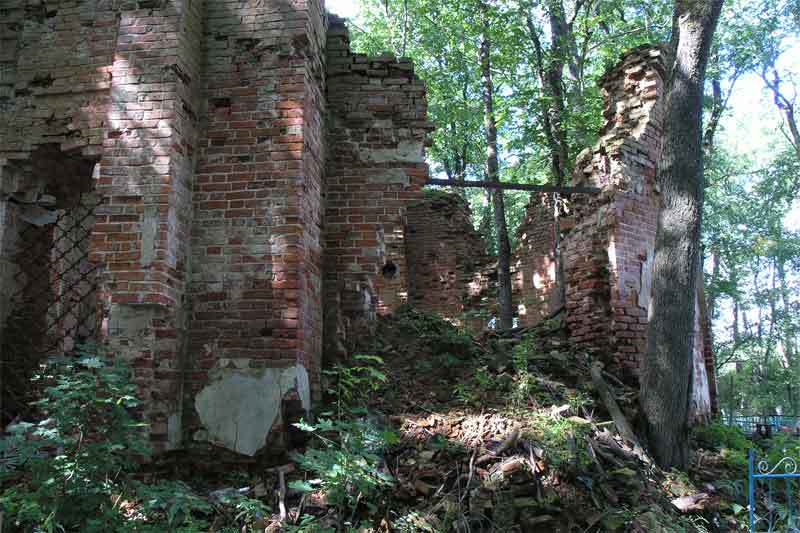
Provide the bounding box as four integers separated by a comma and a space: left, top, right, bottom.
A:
288, 480, 316, 492
382, 430, 401, 446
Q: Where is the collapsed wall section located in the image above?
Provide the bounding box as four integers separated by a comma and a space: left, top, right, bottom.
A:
563, 46, 665, 372
513, 46, 716, 418
406, 191, 493, 330
323, 16, 433, 357
513, 193, 561, 327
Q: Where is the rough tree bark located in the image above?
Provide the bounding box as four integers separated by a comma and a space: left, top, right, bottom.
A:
479, 0, 514, 330
640, 0, 724, 470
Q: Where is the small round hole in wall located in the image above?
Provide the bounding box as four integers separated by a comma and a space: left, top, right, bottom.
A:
381, 261, 398, 279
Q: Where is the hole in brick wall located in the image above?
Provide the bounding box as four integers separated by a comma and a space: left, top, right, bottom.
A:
211, 97, 231, 108
382, 262, 398, 280
30, 73, 55, 88
1, 145, 99, 425
235, 38, 261, 52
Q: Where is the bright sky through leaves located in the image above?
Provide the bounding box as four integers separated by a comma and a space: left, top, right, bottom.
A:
327, 0, 360, 19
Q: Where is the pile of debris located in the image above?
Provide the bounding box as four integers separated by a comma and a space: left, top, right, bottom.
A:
175, 307, 746, 532
249, 307, 739, 531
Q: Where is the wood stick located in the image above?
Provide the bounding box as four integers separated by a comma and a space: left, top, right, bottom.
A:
476, 428, 520, 465
278, 469, 287, 522
590, 362, 651, 464
426, 178, 600, 195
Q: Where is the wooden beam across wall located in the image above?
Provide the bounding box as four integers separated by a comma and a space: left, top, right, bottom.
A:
425, 179, 600, 195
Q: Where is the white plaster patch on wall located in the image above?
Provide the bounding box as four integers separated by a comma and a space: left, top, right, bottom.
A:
362, 140, 424, 163
140, 205, 159, 267
194, 364, 311, 456
368, 169, 409, 185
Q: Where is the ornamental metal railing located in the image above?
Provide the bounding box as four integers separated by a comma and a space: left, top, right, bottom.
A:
749, 449, 800, 531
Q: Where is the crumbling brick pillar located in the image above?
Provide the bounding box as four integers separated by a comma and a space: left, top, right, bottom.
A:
323, 16, 433, 358
558, 46, 666, 375
182, 0, 326, 457
90, 0, 205, 453
532, 45, 717, 419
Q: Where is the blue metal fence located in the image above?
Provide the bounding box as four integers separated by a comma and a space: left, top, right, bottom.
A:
749, 449, 800, 531
729, 416, 800, 435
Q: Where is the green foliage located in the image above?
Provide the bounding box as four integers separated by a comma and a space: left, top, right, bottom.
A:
763, 431, 800, 470
283, 514, 335, 532
290, 418, 395, 519
394, 306, 473, 345
510, 334, 537, 409
525, 413, 593, 471
452, 365, 497, 406
133, 480, 213, 531
692, 420, 752, 470
291, 355, 397, 528
0, 347, 150, 532
323, 354, 387, 418
0, 346, 264, 533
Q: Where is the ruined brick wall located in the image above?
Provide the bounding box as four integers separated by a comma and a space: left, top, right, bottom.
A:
0, 0, 440, 457
0, 0, 327, 456
405, 191, 493, 329
513, 45, 716, 417
96, 0, 206, 453
513, 193, 561, 327
323, 16, 433, 354
561, 46, 666, 374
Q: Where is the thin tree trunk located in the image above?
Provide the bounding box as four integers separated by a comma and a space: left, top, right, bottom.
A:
762, 68, 800, 159
703, 78, 722, 158
640, 0, 723, 470
479, 188, 495, 254
776, 259, 797, 413
777, 259, 795, 363
702, 58, 740, 159
707, 251, 720, 321
526, 14, 569, 185
480, 0, 514, 330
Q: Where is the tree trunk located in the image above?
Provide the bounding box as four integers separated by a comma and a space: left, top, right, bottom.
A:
640, 0, 723, 470
479, 0, 514, 330
526, 14, 569, 185
707, 251, 719, 322
777, 259, 797, 413
762, 68, 800, 159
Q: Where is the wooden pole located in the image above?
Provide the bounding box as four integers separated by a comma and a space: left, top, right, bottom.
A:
425, 178, 600, 195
